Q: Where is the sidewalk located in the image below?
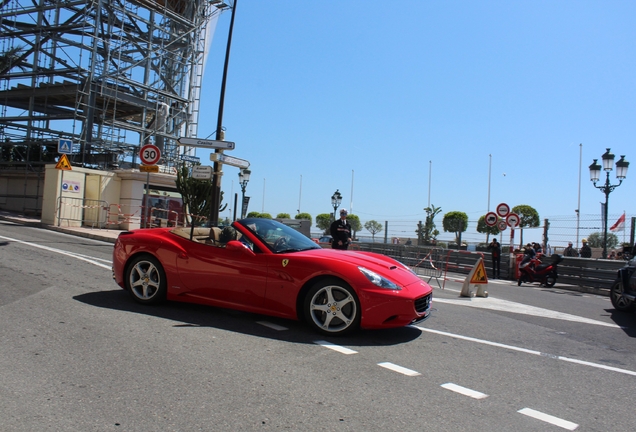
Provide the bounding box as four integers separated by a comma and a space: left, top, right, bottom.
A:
0, 210, 122, 243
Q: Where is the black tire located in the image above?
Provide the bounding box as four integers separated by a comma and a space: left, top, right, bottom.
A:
125, 255, 167, 304
544, 273, 556, 288
304, 278, 361, 336
610, 280, 636, 312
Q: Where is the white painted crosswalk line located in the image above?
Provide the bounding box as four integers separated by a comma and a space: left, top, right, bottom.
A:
518, 408, 579, 430
441, 383, 488, 399
377, 362, 421, 376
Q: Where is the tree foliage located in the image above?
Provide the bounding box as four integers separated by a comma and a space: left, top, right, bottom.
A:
586, 232, 619, 249
347, 214, 362, 238
276, 213, 291, 219
175, 164, 226, 226
295, 212, 312, 224
364, 220, 383, 241
416, 204, 442, 245
316, 213, 332, 233
511, 204, 540, 247
511, 205, 540, 228
442, 211, 468, 242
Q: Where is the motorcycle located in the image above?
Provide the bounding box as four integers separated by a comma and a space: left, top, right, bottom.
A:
517, 254, 563, 288
610, 255, 636, 312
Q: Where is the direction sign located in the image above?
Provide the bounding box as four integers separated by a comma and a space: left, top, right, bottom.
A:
140, 164, 159, 173
58, 139, 73, 154
210, 153, 250, 169
496, 202, 510, 218
497, 220, 508, 231
139, 144, 161, 165
180, 154, 200, 163
192, 165, 213, 180
178, 137, 235, 150
506, 213, 520, 228
485, 212, 498, 227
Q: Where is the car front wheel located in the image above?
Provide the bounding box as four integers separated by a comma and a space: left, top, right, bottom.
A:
610, 279, 636, 312
304, 279, 361, 336
125, 255, 167, 304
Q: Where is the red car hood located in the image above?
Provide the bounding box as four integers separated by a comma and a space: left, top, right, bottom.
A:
295, 248, 421, 287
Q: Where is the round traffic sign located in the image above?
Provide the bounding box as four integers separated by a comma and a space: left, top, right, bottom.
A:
140, 144, 161, 165
496, 202, 510, 218
497, 220, 508, 231
506, 213, 520, 228
485, 212, 498, 227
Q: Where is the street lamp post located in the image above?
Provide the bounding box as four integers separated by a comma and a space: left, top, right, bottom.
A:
331, 189, 342, 221
238, 168, 250, 219
589, 148, 629, 259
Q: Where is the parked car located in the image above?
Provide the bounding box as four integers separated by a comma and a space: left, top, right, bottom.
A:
610, 255, 636, 312
112, 218, 433, 335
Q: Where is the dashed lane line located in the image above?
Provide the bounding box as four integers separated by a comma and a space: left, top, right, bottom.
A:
414, 326, 636, 377
441, 383, 488, 399
518, 408, 579, 430
313, 340, 358, 355
377, 362, 421, 376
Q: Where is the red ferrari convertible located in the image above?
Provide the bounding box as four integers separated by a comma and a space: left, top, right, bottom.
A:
112, 218, 432, 335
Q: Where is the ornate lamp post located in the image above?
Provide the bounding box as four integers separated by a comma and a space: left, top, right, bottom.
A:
238, 168, 250, 219
589, 148, 629, 259
331, 189, 342, 221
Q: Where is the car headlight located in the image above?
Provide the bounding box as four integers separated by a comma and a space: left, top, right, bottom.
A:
358, 267, 401, 290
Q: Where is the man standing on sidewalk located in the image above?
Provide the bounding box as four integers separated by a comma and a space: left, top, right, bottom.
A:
487, 238, 501, 279
330, 209, 352, 250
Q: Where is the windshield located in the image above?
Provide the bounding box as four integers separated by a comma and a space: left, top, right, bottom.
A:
236, 218, 321, 253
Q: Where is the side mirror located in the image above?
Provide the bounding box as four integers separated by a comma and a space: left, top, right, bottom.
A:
226, 240, 255, 255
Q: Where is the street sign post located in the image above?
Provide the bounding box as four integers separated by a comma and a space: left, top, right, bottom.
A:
178, 137, 235, 150
485, 211, 498, 227
506, 213, 520, 228
210, 153, 250, 169
192, 165, 213, 180
180, 154, 201, 163
139, 144, 161, 165
496, 202, 510, 218
58, 139, 73, 154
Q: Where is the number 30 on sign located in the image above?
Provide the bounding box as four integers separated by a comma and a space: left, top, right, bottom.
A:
139, 144, 161, 165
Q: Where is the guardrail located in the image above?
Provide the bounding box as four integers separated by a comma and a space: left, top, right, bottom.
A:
354, 243, 624, 295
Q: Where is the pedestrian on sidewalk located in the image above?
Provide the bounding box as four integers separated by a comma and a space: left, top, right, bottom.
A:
487, 238, 501, 279
330, 209, 352, 250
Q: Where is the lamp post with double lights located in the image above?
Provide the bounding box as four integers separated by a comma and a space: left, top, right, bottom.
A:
331, 189, 342, 221
238, 168, 250, 219
589, 148, 629, 259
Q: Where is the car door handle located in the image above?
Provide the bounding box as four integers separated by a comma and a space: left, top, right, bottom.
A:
178, 252, 188, 259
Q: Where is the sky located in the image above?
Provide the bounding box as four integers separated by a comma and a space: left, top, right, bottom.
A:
194, 0, 635, 243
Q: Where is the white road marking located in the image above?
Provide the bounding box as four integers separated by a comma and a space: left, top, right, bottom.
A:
0, 234, 111, 270
433, 296, 622, 328
441, 383, 488, 399
314, 340, 358, 355
257, 321, 288, 331
413, 326, 636, 377
377, 362, 421, 376
518, 408, 579, 430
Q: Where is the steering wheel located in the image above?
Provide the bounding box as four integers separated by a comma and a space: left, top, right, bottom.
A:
273, 237, 288, 251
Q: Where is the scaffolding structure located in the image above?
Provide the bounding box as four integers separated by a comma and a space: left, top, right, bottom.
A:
0, 0, 229, 172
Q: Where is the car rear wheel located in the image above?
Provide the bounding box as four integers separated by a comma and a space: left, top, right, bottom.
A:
610, 280, 636, 312
125, 255, 167, 304
304, 279, 360, 336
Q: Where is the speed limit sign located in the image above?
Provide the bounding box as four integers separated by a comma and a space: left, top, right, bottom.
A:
139, 144, 161, 166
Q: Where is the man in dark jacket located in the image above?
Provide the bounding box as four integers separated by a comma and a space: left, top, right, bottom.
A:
563, 242, 578, 257
330, 209, 352, 250
487, 238, 501, 279
580, 238, 592, 258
